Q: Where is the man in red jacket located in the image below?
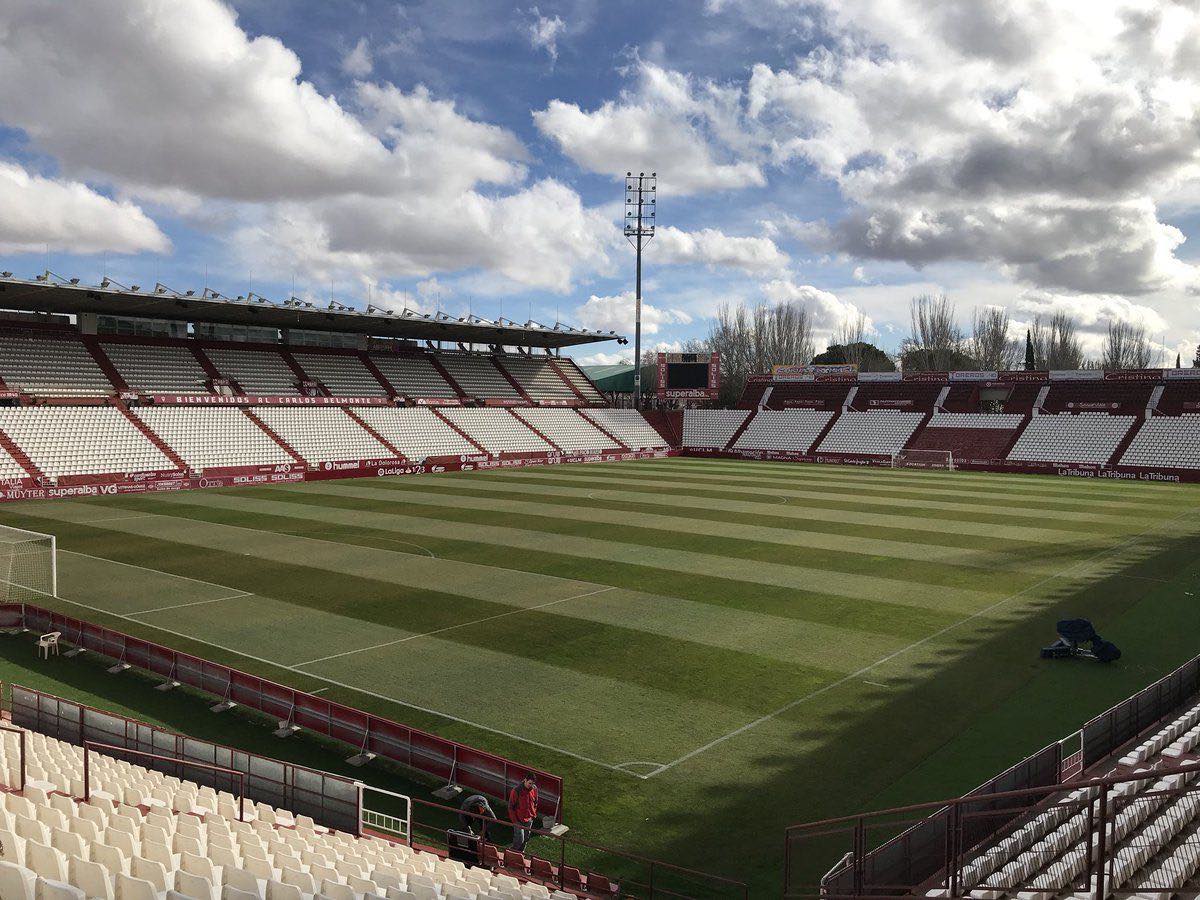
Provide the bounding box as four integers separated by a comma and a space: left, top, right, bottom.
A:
507, 773, 539, 852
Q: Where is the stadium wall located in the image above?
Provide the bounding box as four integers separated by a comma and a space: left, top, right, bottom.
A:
0, 448, 675, 503
681, 447, 1200, 484
0, 603, 566, 820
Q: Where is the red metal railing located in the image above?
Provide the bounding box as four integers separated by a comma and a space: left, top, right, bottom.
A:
82, 740, 246, 821
0, 603, 564, 819
402, 797, 749, 899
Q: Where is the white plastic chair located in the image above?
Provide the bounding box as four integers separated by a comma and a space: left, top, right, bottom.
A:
114, 872, 159, 900
68, 857, 114, 900
34, 877, 85, 899
0, 859, 36, 900
37, 633, 61, 659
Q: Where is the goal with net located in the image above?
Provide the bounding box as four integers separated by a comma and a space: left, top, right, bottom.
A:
891, 449, 954, 471
0, 525, 56, 601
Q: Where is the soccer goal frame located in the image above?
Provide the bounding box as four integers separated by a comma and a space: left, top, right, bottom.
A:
0, 524, 57, 601
891, 449, 954, 471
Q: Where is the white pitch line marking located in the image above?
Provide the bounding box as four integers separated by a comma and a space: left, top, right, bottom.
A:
282, 529, 437, 558
129, 592, 253, 616
39, 593, 641, 779
862, 681, 888, 688
291, 586, 617, 667
76, 514, 160, 524
646, 507, 1197, 778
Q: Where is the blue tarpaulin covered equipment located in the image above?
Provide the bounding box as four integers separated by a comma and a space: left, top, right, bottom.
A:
1041, 618, 1121, 663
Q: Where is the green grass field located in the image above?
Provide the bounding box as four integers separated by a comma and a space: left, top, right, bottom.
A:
0, 457, 1198, 894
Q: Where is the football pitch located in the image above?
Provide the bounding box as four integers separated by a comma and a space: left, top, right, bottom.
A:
1, 457, 1199, 891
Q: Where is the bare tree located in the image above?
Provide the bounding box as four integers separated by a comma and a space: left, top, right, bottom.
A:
1029, 312, 1084, 369
901, 294, 968, 371
707, 300, 815, 404
834, 312, 869, 369
971, 306, 1019, 370
1101, 321, 1153, 370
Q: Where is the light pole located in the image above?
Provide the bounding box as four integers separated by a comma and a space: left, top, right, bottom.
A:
624, 172, 656, 408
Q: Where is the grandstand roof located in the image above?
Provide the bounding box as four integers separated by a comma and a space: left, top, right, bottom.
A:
0, 276, 624, 349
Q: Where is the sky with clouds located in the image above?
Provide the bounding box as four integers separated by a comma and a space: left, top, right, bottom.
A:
1, 0, 1199, 366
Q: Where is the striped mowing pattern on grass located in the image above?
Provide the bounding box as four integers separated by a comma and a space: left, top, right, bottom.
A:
2, 457, 1198, 892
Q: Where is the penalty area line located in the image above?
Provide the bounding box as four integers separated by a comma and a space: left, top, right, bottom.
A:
646, 507, 1198, 779
37, 592, 643, 780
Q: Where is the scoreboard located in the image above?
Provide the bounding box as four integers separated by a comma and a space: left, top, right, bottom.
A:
656, 352, 721, 400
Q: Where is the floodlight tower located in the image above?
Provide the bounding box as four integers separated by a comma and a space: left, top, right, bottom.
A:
624, 172, 656, 408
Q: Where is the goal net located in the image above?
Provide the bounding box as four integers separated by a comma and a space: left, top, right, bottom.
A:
891, 449, 954, 471
0, 525, 56, 601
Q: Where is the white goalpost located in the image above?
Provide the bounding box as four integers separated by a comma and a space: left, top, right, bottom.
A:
890, 449, 954, 471
0, 525, 57, 601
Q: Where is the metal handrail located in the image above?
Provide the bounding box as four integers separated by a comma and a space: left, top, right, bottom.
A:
82, 740, 246, 821
406, 795, 748, 898
0, 724, 25, 791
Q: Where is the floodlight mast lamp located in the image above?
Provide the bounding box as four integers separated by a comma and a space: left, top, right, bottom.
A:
624, 172, 656, 409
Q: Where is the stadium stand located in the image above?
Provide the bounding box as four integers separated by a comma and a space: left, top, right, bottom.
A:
1006, 413, 1136, 465
290, 351, 389, 398
498, 357, 577, 402
0, 333, 113, 396
438, 355, 522, 401
580, 409, 669, 451
1000, 384, 1042, 415
1042, 381, 1156, 415
0, 443, 31, 479
731, 409, 834, 453
786, 654, 1200, 900
762, 383, 851, 411
350, 406, 480, 460
202, 347, 300, 396
100, 342, 211, 395
0, 407, 176, 477
904, 413, 1026, 463
681, 410, 749, 449
0, 722, 568, 900
551, 359, 605, 403
439, 408, 555, 454
367, 353, 458, 399
253, 407, 394, 464
1154, 380, 1200, 415
851, 383, 941, 412
815, 410, 926, 456
133, 407, 295, 470
1119, 415, 1200, 469
512, 409, 619, 452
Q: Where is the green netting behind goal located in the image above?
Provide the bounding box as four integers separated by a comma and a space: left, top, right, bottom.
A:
0, 525, 56, 601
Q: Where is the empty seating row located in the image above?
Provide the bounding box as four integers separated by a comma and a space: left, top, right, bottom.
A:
202, 349, 299, 397
0, 725, 564, 900
253, 408, 392, 465
350, 407, 479, 460
497, 358, 575, 402
0, 442, 29, 479
1119, 415, 1200, 470
101, 344, 210, 395
731, 409, 833, 453
511, 410, 617, 453
291, 353, 387, 398
1006, 413, 1135, 465
550, 360, 604, 402
0, 408, 175, 477
681, 410, 749, 449
580, 409, 668, 450
440, 409, 553, 454
438, 356, 520, 400
133, 408, 293, 470
0, 335, 113, 396
815, 410, 925, 456
368, 355, 456, 399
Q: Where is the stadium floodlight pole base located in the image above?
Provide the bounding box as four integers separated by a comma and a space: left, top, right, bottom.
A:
210, 700, 238, 713
155, 680, 181, 692
346, 751, 376, 767
432, 783, 462, 801
107, 662, 131, 674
